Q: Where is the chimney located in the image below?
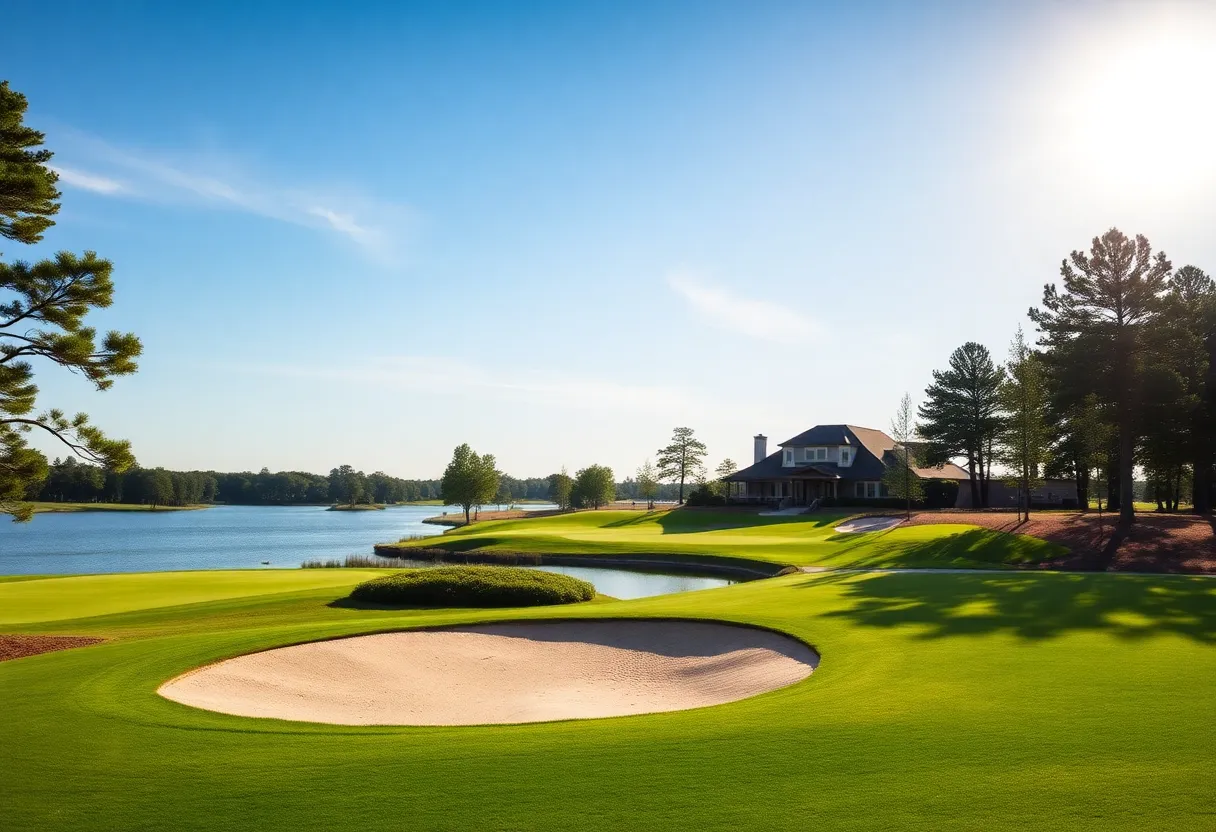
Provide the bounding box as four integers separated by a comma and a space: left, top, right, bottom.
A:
753, 434, 768, 465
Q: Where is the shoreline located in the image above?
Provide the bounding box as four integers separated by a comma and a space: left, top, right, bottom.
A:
371, 544, 789, 579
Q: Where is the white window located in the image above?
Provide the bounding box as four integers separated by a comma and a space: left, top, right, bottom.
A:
854, 481, 879, 498
839, 448, 852, 466
816, 448, 828, 461
783, 449, 794, 466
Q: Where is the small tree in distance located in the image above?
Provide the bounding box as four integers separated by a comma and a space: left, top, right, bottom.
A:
547, 469, 574, 510
636, 459, 659, 509
999, 326, 1050, 522
656, 427, 707, 505
884, 393, 922, 519
714, 459, 738, 499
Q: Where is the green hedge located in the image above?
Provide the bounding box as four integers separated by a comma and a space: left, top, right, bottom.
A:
349, 566, 595, 607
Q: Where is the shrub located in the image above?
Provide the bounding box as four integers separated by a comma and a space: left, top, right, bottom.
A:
686, 486, 726, 506
348, 566, 595, 607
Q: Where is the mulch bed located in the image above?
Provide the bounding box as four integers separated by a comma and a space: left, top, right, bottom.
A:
0, 635, 105, 662
905, 510, 1216, 573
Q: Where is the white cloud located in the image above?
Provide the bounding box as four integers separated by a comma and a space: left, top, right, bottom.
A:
246, 355, 698, 415
667, 270, 821, 345
46, 131, 415, 263
50, 166, 125, 194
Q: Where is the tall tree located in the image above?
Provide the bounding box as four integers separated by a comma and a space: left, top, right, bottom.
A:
885, 393, 922, 518
917, 342, 1004, 507
547, 469, 574, 511
1030, 229, 1172, 524
1, 81, 142, 521
1165, 265, 1215, 514
440, 444, 499, 524
636, 459, 659, 509
656, 426, 707, 504
571, 464, 615, 509
999, 327, 1050, 521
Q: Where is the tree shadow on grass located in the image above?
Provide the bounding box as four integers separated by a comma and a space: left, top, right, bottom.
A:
650, 509, 850, 536
841, 528, 1064, 567
800, 571, 1216, 644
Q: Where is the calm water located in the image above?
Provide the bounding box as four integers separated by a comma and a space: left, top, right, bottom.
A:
0, 504, 734, 599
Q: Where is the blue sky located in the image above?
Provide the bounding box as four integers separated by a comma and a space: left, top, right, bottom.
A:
4, 1, 1216, 478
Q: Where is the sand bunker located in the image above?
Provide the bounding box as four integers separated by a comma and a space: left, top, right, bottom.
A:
835, 516, 904, 534
158, 620, 818, 725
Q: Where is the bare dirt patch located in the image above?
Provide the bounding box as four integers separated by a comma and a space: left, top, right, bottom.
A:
906, 511, 1216, 573
0, 635, 105, 662
158, 620, 818, 726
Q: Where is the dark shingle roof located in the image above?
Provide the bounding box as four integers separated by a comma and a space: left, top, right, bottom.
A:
728, 424, 972, 482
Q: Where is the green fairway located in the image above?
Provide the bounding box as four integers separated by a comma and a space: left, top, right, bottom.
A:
0, 570, 382, 625
381, 509, 1065, 569
2, 569, 1213, 831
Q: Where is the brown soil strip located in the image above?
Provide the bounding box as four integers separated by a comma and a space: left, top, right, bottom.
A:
0, 635, 105, 662
906, 510, 1216, 573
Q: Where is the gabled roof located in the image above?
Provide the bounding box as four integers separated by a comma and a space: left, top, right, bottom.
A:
726, 453, 840, 482
729, 424, 972, 482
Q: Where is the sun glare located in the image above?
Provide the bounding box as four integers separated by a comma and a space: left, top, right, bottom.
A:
1061, 21, 1216, 191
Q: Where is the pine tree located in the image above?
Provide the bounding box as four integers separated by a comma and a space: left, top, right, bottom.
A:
884, 393, 923, 518
1, 81, 142, 521
1030, 229, 1171, 524
999, 327, 1049, 521
656, 427, 707, 505
917, 342, 1004, 507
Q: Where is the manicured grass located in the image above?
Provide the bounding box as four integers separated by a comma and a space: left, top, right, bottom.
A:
381, 509, 1066, 569
350, 565, 595, 607
0, 570, 387, 626
22, 501, 210, 514
1, 568, 1212, 831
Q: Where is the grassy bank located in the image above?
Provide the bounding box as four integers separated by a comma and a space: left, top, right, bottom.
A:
23, 502, 210, 515
379, 509, 1065, 569
1, 568, 1212, 830
327, 503, 386, 511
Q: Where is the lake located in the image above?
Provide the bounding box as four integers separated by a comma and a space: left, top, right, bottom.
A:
0, 504, 735, 600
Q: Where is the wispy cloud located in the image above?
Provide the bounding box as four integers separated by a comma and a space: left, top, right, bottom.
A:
50, 166, 126, 194
47, 130, 415, 263
245, 356, 698, 415
667, 270, 821, 345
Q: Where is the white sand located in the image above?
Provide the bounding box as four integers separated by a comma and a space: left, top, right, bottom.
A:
158, 620, 818, 726
835, 516, 904, 534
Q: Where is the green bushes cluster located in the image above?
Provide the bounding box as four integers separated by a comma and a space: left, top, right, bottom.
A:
348, 566, 595, 607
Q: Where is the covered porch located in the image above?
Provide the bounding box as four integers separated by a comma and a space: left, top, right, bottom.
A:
728, 475, 840, 506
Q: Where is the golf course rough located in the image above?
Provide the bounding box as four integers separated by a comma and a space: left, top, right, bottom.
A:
2, 566, 1213, 831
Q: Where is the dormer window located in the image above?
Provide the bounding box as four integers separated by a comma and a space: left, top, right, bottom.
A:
839, 447, 853, 466
783, 449, 795, 466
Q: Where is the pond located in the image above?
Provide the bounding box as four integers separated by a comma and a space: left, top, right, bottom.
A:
0, 504, 735, 600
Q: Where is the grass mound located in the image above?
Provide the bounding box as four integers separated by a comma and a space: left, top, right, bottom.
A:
348, 566, 595, 607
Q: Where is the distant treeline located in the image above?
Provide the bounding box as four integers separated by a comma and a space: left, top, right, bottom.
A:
32, 458, 578, 507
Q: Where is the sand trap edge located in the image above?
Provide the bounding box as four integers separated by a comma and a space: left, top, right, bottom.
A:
156, 618, 821, 727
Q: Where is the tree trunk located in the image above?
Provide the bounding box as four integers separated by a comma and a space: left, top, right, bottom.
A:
1076, 464, 1089, 512
1106, 456, 1121, 513
464, 504, 471, 525
1118, 424, 1135, 524
1195, 461, 1213, 515
976, 446, 989, 508
967, 450, 979, 508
